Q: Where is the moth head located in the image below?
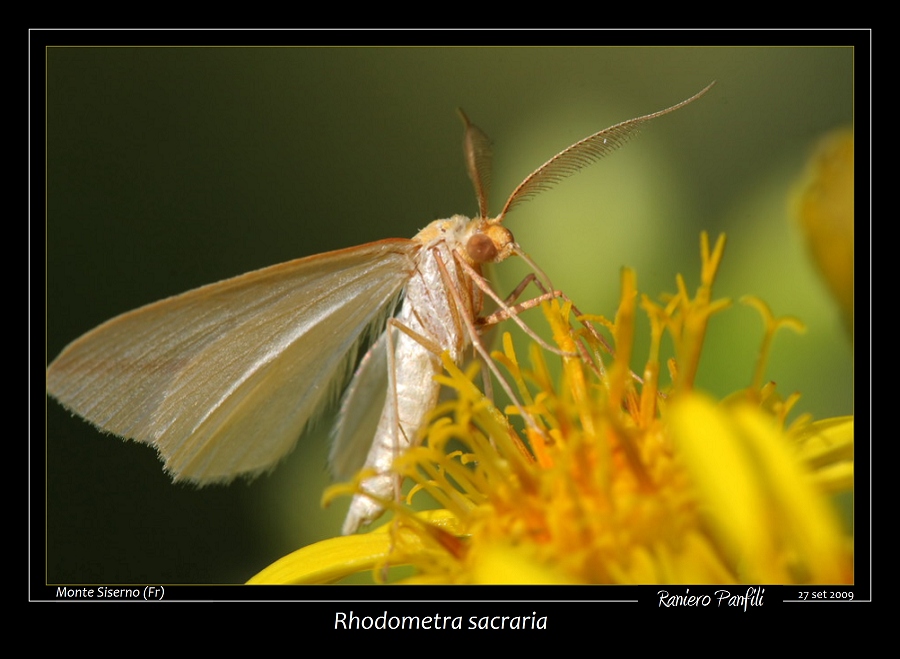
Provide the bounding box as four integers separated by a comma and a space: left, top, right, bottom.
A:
465, 220, 516, 265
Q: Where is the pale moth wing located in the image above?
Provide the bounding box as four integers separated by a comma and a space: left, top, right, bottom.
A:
329, 331, 389, 480
47, 240, 417, 483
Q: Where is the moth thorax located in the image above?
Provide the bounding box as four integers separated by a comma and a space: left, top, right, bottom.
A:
466, 223, 515, 264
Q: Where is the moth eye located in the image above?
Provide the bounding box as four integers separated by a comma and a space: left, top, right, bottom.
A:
466, 233, 497, 263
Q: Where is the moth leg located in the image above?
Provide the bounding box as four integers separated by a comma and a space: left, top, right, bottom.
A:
478, 275, 612, 379
489, 271, 662, 392
456, 257, 575, 358
432, 249, 548, 440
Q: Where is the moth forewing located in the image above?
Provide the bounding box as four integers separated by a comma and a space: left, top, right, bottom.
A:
47, 240, 418, 483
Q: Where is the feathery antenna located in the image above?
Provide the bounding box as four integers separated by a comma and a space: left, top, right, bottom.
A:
493, 81, 716, 223
458, 108, 494, 220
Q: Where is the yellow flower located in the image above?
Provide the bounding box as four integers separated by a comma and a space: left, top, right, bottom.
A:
248, 233, 853, 585
793, 127, 854, 337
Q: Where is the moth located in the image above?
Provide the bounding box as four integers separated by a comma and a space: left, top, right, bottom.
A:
47, 82, 713, 534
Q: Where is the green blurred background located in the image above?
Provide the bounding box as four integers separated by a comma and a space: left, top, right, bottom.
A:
46, 46, 854, 584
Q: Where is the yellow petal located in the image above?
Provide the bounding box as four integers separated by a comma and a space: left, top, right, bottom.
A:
247, 531, 393, 585
469, 542, 580, 585
668, 394, 850, 583
793, 128, 854, 335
